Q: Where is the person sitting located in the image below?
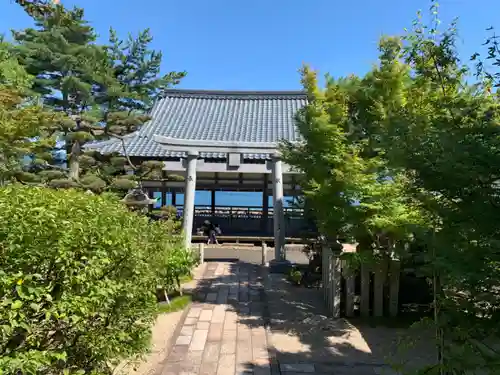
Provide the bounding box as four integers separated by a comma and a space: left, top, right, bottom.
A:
202, 220, 219, 245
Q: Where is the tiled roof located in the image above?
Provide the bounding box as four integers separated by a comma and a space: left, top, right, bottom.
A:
87, 89, 307, 160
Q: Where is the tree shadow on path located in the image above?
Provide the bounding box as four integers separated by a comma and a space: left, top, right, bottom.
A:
169, 260, 433, 375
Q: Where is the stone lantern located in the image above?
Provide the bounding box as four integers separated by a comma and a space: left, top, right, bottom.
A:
121, 188, 156, 212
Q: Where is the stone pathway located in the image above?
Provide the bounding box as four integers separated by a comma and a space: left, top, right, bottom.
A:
159, 262, 408, 375
161, 262, 270, 375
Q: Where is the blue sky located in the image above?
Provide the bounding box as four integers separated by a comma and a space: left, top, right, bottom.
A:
2, 0, 499, 207
2, 0, 498, 90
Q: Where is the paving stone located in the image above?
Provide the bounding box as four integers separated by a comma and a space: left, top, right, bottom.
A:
207, 322, 223, 341
180, 325, 195, 336
223, 328, 237, 339
280, 363, 316, 373
253, 367, 272, 375
217, 353, 236, 375
251, 333, 266, 347
175, 335, 192, 346
237, 325, 252, 341
236, 340, 254, 363
216, 289, 229, 303
189, 329, 208, 351
252, 347, 268, 360
202, 341, 220, 363
238, 305, 250, 314
179, 361, 201, 374
199, 309, 213, 322
211, 304, 226, 323
223, 312, 238, 330
183, 317, 197, 325
236, 363, 254, 375
199, 361, 219, 375
253, 358, 271, 368
186, 349, 204, 364
161, 362, 181, 375
195, 292, 206, 301
251, 326, 267, 337
202, 303, 215, 310
206, 292, 218, 302
220, 339, 236, 355
167, 345, 189, 362
197, 321, 210, 330
187, 307, 202, 318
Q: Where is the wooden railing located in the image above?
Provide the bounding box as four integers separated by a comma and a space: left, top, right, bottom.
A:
322, 245, 401, 318
191, 235, 313, 244
174, 205, 304, 219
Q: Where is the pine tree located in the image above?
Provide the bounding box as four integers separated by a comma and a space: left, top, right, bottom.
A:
14, 0, 58, 18
12, 2, 186, 192
12, 4, 107, 188
85, 28, 186, 191
0, 40, 58, 184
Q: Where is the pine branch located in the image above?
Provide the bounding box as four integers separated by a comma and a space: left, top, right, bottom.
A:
106, 132, 137, 172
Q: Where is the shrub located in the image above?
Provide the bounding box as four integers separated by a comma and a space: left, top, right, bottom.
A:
286, 268, 303, 285
158, 205, 178, 221
0, 185, 182, 374
157, 244, 197, 300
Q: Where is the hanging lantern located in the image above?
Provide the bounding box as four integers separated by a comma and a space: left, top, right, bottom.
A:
121, 188, 156, 207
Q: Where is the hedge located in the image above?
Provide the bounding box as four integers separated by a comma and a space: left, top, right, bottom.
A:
0, 185, 188, 374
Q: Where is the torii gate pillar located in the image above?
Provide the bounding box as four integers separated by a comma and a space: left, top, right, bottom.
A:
271, 153, 286, 261
182, 151, 198, 250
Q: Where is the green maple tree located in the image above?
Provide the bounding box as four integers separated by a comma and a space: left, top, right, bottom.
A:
285, 2, 500, 373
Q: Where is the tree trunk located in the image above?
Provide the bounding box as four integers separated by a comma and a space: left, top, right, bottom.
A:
69, 140, 80, 181
164, 289, 170, 305
176, 276, 183, 296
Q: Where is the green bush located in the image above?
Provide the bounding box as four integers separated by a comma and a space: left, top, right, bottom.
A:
0, 185, 183, 374
158, 244, 197, 298
286, 268, 303, 285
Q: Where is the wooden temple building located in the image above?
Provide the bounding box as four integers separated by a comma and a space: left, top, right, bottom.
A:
90, 89, 310, 256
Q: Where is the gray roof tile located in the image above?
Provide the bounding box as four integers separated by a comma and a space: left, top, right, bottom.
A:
87, 89, 307, 160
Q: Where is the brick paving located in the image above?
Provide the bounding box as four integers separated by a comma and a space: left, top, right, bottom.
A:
161, 262, 271, 375
160, 262, 402, 375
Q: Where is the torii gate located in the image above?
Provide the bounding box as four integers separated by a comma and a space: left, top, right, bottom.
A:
154, 136, 287, 261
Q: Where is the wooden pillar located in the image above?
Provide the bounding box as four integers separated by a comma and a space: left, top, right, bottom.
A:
360, 263, 371, 318
211, 190, 216, 216
262, 173, 269, 233
330, 254, 342, 318
373, 258, 388, 317
389, 259, 401, 317
343, 261, 356, 317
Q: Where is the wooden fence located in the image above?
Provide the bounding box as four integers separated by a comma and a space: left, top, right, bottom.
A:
322, 246, 401, 318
